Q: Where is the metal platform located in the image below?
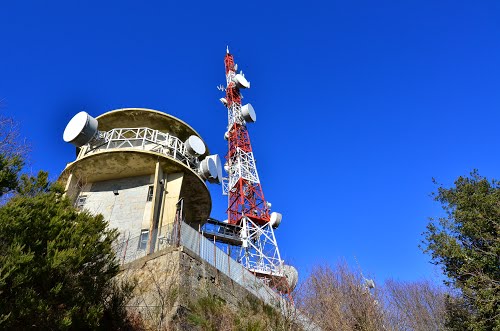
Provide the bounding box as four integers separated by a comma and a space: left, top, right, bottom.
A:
201, 218, 243, 246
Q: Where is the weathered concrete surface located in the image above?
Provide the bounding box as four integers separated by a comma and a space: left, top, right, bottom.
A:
80, 175, 152, 238
59, 149, 211, 225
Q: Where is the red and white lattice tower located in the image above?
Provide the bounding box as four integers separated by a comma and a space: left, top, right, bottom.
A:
220, 47, 284, 278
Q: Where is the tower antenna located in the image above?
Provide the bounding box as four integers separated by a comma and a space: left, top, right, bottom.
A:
220, 48, 285, 283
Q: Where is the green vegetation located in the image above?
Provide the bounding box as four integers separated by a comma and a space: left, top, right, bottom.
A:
0, 117, 133, 330
423, 171, 500, 330
0, 112, 498, 330
187, 293, 297, 331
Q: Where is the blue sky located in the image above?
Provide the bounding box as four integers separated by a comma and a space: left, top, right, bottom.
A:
1, 1, 499, 284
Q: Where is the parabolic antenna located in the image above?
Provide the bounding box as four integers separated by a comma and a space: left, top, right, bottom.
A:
283, 265, 299, 291
206, 154, 222, 184
185, 135, 206, 156
241, 104, 256, 123
199, 157, 217, 180
271, 264, 299, 293
234, 74, 250, 89
269, 212, 282, 229
63, 111, 99, 147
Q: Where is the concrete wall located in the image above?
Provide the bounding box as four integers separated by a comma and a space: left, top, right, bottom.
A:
118, 246, 275, 331
79, 175, 153, 239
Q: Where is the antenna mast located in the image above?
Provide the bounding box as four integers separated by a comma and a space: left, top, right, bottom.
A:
220, 48, 284, 278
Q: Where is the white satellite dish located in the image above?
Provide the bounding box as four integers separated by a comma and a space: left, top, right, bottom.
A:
283, 265, 299, 291
63, 111, 99, 147
269, 212, 282, 229
205, 154, 222, 184
241, 104, 256, 123
224, 131, 229, 140
234, 74, 250, 89
185, 135, 206, 156
199, 157, 217, 180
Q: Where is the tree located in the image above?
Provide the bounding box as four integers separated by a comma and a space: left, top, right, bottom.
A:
423, 171, 500, 330
383, 279, 446, 330
0, 177, 132, 329
0, 115, 26, 198
297, 262, 385, 331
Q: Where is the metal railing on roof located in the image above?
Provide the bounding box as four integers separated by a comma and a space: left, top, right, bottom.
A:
83, 127, 200, 173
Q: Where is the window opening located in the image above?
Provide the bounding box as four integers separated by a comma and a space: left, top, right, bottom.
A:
76, 195, 87, 210
138, 230, 149, 250
146, 185, 154, 201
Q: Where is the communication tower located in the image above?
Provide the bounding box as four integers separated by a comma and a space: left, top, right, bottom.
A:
218, 48, 291, 286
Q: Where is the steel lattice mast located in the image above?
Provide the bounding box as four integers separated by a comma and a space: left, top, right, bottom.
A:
220, 47, 284, 277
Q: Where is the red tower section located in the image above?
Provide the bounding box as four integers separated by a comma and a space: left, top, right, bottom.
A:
224, 52, 270, 226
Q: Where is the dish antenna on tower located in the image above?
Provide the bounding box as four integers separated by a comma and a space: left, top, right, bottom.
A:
241, 103, 256, 123
234, 74, 250, 89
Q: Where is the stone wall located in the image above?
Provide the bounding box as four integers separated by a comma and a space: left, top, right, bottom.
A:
117, 246, 283, 330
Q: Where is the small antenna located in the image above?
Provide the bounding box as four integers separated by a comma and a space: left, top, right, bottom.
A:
217, 84, 226, 91
365, 278, 376, 289
226, 45, 229, 54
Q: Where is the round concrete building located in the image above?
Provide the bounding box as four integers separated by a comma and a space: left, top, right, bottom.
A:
60, 108, 220, 254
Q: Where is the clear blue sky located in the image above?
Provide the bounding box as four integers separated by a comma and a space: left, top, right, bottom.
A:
1, 1, 499, 284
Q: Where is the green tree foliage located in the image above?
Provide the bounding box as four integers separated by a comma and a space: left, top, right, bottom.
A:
0, 153, 23, 197
423, 171, 500, 330
0, 173, 132, 329
0, 115, 25, 197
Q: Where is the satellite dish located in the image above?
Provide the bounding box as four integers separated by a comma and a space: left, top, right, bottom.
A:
224, 162, 229, 172
283, 265, 299, 291
199, 157, 217, 180
224, 131, 229, 140
266, 201, 272, 209
272, 264, 299, 293
269, 212, 282, 229
63, 111, 99, 147
234, 74, 250, 89
185, 135, 206, 156
206, 154, 222, 184
219, 98, 228, 107
241, 104, 256, 123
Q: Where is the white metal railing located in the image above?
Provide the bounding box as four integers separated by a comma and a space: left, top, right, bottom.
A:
84, 127, 200, 173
